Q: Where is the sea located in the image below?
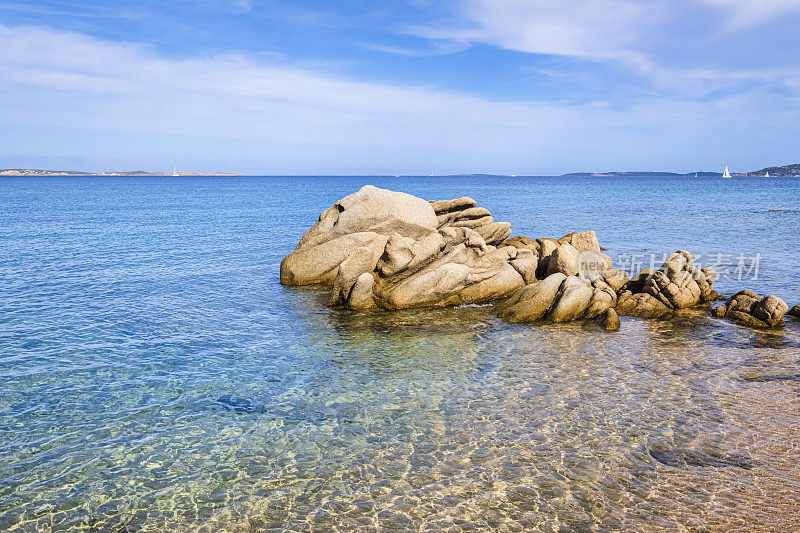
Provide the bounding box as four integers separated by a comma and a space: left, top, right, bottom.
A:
1, 175, 799, 531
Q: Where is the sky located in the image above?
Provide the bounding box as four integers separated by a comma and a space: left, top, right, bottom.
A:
1, 0, 799, 175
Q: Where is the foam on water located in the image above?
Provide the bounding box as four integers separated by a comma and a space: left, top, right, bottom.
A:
1, 175, 799, 530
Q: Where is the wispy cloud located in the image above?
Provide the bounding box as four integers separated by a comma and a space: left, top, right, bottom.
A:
362, 39, 470, 57
234, 0, 254, 12
0, 0, 143, 19
408, 0, 654, 65
409, 0, 800, 70
701, 0, 800, 30
0, 24, 798, 173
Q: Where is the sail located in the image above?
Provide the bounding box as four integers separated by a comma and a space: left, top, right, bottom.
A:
722, 165, 731, 178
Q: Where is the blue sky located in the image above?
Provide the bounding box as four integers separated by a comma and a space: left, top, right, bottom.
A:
1, 0, 799, 174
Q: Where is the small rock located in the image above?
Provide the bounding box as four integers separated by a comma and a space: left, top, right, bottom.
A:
546, 243, 580, 277
718, 290, 788, 329
751, 295, 789, 327
600, 308, 620, 331
475, 221, 512, 245
347, 272, 377, 310
615, 291, 672, 318
497, 273, 567, 323
549, 276, 594, 322
603, 268, 629, 292
429, 197, 477, 214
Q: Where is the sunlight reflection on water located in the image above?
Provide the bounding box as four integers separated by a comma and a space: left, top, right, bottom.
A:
1, 175, 799, 531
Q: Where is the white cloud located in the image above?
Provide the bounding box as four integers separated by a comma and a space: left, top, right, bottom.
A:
410, 0, 800, 68
0, 24, 798, 173
701, 0, 800, 30
410, 0, 653, 65
234, 0, 254, 12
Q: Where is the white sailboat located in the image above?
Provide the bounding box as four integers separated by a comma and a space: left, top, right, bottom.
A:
765, 171, 770, 177
694, 172, 698, 178
172, 166, 179, 176
722, 165, 732, 178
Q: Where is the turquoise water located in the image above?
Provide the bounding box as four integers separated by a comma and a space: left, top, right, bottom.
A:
1, 175, 799, 531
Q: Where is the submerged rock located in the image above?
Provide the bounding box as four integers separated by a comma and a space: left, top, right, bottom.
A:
649, 448, 754, 469
216, 395, 267, 414
714, 290, 788, 329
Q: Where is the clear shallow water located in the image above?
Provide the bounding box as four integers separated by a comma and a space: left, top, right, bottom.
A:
1, 175, 799, 531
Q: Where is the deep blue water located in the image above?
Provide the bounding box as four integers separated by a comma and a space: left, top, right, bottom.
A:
1, 175, 799, 531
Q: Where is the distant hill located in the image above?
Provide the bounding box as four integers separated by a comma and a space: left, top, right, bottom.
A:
560, 171, 719, 177
738, 163, 800, 177
0, 169, 88, 176
0, 169, 240, 176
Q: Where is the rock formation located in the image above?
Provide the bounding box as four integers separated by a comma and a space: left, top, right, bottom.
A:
615, 251, 717, 318
280, 185, 438, 286
713, 291, 789, 329
496, 271, 618, 324
281, 186, 800, 332
431, 196, 512, 245
282, 185, 525, 310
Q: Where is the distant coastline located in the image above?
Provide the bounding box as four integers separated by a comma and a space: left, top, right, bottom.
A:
2, 162, 798, 177
563, 163, 800, 178
0, 169, 241, 176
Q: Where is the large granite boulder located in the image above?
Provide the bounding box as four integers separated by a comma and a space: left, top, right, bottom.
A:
549, 276, 595, 322
282, 187, 525, 309
373, 227, 524, 309
558, 230, 602, 253
280, 231, 387, 286
546, 243, 581, 277
714, 290, 789, 329
281, 185, 438, 285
